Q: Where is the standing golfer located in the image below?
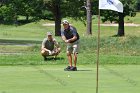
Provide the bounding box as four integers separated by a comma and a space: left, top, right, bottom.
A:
41, 32, 61, 61
61, 20, 80, 71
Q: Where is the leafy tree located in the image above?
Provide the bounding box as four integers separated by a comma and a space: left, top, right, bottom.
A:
61, 0, 85, 20
0, 1, 17, 23
0, 0, 45, 23
92, 0, 136, 36
12, 0, 45, 21
1, 0, 137, 37
44, 0, 62, 36
44, 0, 85, 36
135, 0, 140, 11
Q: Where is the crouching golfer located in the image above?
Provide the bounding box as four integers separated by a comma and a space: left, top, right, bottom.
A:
41, 32, 61, 61
61, 20, 80, 71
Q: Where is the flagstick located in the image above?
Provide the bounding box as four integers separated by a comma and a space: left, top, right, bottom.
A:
96, 9, 100, 93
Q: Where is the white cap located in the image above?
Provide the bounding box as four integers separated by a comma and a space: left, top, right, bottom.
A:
62, 20, 69, 24
47, 32, 52, 36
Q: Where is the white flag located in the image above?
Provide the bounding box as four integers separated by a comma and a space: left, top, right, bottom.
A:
99, 0, 123, 13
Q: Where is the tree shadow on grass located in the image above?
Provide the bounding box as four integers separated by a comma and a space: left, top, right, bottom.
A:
0, 19, 34, 26
0, 39, 41, 45
45, 57, 65, 61
77, 70, 92, 71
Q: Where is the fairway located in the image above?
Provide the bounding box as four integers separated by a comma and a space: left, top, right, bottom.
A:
0, 65, 139, 93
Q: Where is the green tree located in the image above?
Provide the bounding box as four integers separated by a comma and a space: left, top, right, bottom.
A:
13, 0, 45, 21
136, 0, 140, 11
0, 0, 45, 23
94, 0, 136, 36
44, 0, 85, 36
44, 0, 62, 36
0, 0, 15, 23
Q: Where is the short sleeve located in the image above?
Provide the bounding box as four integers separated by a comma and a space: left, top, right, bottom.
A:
42, 38, 47, 48
71, 27, 77, 36
61, 29, 65, 36
53, 38, 60, 48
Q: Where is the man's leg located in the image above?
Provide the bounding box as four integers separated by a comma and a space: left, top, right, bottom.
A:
73, 53, 77, 67
71, 42, 79, 71
67, 52, 72, 67
64, 52, 73, 71
73, 44, 79, 67
52, 48, 61, 59
64, 45, 73, 71
66, 44, 73, 67
41, 50, 49, 61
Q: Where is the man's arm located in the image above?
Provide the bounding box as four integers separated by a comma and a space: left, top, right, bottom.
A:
63, 35, 77, 43
62, 35, 71, 43
41, 39, 45, 50
61, 35, 67, 41
61, 28, 77, 43
61, 30, 68, 43
54, 39, 61, 52
67, 35, 77, 43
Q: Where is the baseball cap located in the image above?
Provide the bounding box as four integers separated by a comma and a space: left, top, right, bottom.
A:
47, 32, 52, 36
62, 20, 69, 24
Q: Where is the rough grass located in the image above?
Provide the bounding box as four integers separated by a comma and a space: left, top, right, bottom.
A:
0, 13, 140, 65
0, 37, 139, 65
0, 33, 139, 65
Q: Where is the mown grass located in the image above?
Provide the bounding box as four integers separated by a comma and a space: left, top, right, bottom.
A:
125, 12, 140, 24
0, 21, 47, 40
0, 65, 139, 93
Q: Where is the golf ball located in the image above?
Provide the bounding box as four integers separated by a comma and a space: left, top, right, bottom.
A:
68, 75, 70, 77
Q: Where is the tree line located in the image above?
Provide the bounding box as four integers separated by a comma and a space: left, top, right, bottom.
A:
0, 0, 139, 36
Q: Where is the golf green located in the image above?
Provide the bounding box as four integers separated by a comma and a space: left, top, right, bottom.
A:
0, 65, 139, 93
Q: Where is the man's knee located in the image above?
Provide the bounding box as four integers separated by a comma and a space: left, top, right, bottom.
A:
73, 52, 78, 57
52, 51, 59, 56
41, 50, 48, 56
57, 48, 61, 53
67, 51, 71, 56
41, 50, 45, 53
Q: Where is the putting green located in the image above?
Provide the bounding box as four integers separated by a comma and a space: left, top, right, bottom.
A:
0, 65, 139, 93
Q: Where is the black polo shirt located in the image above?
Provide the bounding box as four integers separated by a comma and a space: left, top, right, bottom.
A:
61, 26, 79, 43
